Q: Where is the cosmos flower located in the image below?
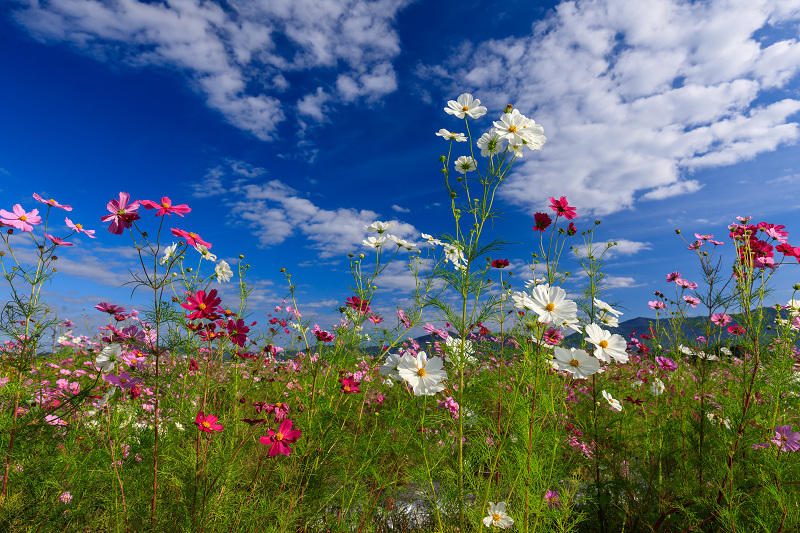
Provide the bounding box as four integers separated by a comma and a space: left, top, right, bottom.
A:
260, 419, 302, 457
444, 93, 487, 119
601, 390, 623, 412
483, 501, 514, 529
138, 196, 191, 217
0, 204, 42, 232
397, 351, 448, 396
552, 347, 601, 379
584, 324, 629, 363
194, 411, 224, 433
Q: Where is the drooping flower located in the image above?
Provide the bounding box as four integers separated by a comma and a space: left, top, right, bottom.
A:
0, 204, 42, 232
529, 284, 578, 326
95, 302, 125, 315
477, 131, 500, 157
454, 155, 477, 174
137, 197, 191, 217
491, 259, 509, 269
549, 196, 577, 220
182, 289, 222, 321
444, 93, 487, 119
650, 378, 666, 396
483, 501, 514, 529
44, 234, 73, 246
33, 193, 72, 211
65, 217, 96, 238
593, 298, 622, 317
584, 323, 629, 363
553, 347, 601, 379
194, 411, 224, 433
397, 351, 448, 396
435, 129, 467, 142
533, 212, 552, 232
96, 344, 123, 373
215, 260, 233, 283
601, 390, 623, 412
771, 425, 800, 451
100, 192, 140, 235
260, 418, 302, 457
397, 309, 412, 329
171, 228, 211, 248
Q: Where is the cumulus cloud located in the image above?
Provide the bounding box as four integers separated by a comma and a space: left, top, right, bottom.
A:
11, 0, 412, 138
391, 204, 410, 213
420, 0, 800, 215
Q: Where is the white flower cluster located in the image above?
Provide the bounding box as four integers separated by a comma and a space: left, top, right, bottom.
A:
362, 221, 417, 251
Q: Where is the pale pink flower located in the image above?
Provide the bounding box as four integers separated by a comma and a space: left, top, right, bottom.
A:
0, 204, 42, 232
711, 313, 732, 326
100, 192, 140, 235
65, 217, 96, 238
33, 193, 72, 211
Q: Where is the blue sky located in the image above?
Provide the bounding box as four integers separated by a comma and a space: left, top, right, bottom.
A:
2, 0, 800, 341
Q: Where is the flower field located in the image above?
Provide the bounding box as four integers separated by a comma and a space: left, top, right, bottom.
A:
0, 95, 799, 532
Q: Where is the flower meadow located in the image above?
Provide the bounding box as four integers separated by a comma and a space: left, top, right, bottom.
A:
1, 95, 799, 533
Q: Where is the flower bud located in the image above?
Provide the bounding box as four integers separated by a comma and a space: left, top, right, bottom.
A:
439, 155, 446, 163
142, 232, 148, 237
675, 229, 681, 234
359, 254, 364, 259
52, 268, 57, 272
52, 256, 58, 261
239, 254, 244, 259
280, 268, 286, 272
504, 104, 513, 114
793, 284, 800, 291
186, 267, 192, 272
450, 192, 457, 198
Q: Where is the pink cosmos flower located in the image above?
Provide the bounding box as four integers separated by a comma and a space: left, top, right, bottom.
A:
95, 302, 126, 315
33, 193, 72, 211
102, 372, 140, 389
226, 318, 250, 347
339, 377, 360, 394
549, 196, 577, 220
694, 233, 712, 241
711, 313, 732, 326
397, 309, 412, 329
544, 489, 561, 509
346, 296, 371, 315
533, 212, 552, 232
648, 301, 667, 310
182, 289, 222, 321
666, 271, 681, 282
270, 402, 290, 423
567, 222, 577, 236
655, 356, 678, 372
0, 204, 42, 232
368, 315, 384, 324
194, 411, 224, 433
100, 192, 140, 235
260, 418, 302, 457
727, 324, 746, 336
776, 243, 800, 259
491, 259, 509, 268
171, 228, 211, 248
771, 425, 800, 452
45, 234, 73, 247
760, 223, 789, 244
65, 217, 96, 238
543, 328, 564, 345
138, 197, 191, 217
313, 325, 335, 342
676, 279, 698, 289
683, 296, 700, 308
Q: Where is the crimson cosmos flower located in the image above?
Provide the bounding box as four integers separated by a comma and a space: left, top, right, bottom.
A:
260, 419, 302, 457
549, 196, 577, 220
171, 228, 212, 248
533, 212, 551, 232
491, 259, 509, 268
194, 411, 224, 433
181, 289, 222, 321
138, 196, 191, 217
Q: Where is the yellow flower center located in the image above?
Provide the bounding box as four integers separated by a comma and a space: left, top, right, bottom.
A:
493, 513, 501, 521
120, 377, 128, 384
162, 202, 170, 208
545, 303, 555, 311
782, 435, 787, 442
599, 340, 609, 349
275, 403, 282, 408
569, 359, 580, 367
76, 223, 83, 229
417, 368, 426, 377
189, 232, 197, 239
344, 386, 351, 392
202, 421, 210, 429
461, 105, 469, 112
49, 199, 56, 204
19, 215, 27, 221
198, 303, 207, 310
275, 432, 284, 441
508, 125, 517, 133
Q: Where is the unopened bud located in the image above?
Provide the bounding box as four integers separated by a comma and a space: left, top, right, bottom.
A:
186, 267, 192, 272
52, 268, 57, 272
794, 284, 800, 291
675, 229, 681, 234
142, 232, 148, 237
348, 253, 354, 258
359, 254, 364, 259
504, 104, 513, 114
450, 192, 457, 198
52, 256, 58, 261
280, 268, 286, 272
439, 155, 446, 163
239, 254, 244, 259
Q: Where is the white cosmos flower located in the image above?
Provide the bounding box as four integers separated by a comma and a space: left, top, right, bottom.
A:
706, 412, 731, 429
598, 311, 620, 328
483, 501, 514, 529
511, 291, 535, 311
509, 142, 524, 157
650, 378, 666, 396
594, 298, 623, 317
159, 242, 177, 266
195, 244, 217, 262
443, 243, 468, 271
510, 109, 546, 150
387, 235, 417, 250
524, 278, 547, 288
584, 323, 629, 363
421, 233, 443, 246
435, 129, 467, 142
444, 93, 487, 119
602, 390, 623, 412
553, 347, 601, 379
493, 111, 533, 146
379, 353, 402, 381
215, 260, 233, 283
787, 299, 800, 317
477, 131, 500, 157
454, 155, 477, 174
363, 235, 388, 248
96, 344, 123, 373
366, 221, 395, 234
444, 336, 476, 366
397, 351, 448, 396
529, 284, 578, 326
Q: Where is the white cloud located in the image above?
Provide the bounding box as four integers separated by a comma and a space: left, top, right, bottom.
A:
11, 0, 411, 138
391, 204, 410, 213
572, 238, 652, 259
297, 87, 331, 122
601, 276, 642, 289
420, 0, 800, 216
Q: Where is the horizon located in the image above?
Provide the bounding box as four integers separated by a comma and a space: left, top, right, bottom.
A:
2, 0, 800, 344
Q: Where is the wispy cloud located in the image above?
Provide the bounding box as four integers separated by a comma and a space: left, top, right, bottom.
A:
11, 0, 412, 139
420, 0, 800, 215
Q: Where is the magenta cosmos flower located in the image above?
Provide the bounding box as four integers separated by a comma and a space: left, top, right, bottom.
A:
649, 301, 667, 310
339, 377, 360, 394
101, 192, 140, 235
533, 212, 551, 232
346, 296, 371, 315
655, 356, 678, 372
45, 234, 73, 246
95, 302, 126, 315
138, 197, 191, 217
181, 289, 222, 320
32, 193, 72, 211
727, 324, 746, 336
226, 318, 250, 347
194, 411, 224, 433
0, 204, 42, 232
771, 425, 800, 452
549, 196, 577, 220
171, 228, 211, 248
102, 372, 140, 389
260, 418, 302, 457
65, 217, 96, 238
666, 271, 681, 282
491, 259, 509, 268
